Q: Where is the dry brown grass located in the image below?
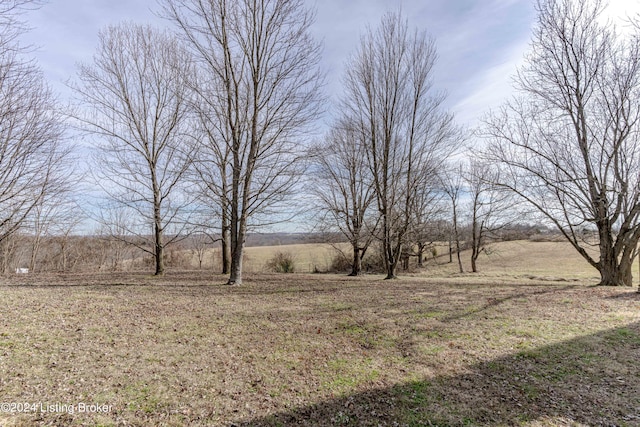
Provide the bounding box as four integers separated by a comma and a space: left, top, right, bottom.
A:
421, 240, 601, 283
236, 239, 602, 280
188, 243, 345, 273
0, 251, 639, 426
243, 244, 342, 274
199, 239, 601, 280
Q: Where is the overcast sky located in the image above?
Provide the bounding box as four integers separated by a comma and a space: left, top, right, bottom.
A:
21, 0, 640, 130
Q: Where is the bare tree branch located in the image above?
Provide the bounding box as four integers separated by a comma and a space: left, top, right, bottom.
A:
483, 0, 640, 286
162, 0, 324, 285
71, 23, 195, 276
342, 11, 460, 279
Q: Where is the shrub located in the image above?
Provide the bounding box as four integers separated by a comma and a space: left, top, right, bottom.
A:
329, 253, 352, 273
362, 249, 385, 273
266, 251, 296, 273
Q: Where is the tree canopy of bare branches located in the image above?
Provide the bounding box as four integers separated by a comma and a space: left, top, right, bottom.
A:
0, 0, 69, 249
342, 11, 459, 279
311, 119, 377, 276
464, 160, 515, 273
439, 163, 465, 274
484, 0, 640, 286
162, 0, 324, 285
72, 23, 194, 276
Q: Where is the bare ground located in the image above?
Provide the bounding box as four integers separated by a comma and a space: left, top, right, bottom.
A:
0, 270, 639, 426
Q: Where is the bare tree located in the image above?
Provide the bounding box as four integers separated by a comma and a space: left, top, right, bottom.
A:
0, 0, 42, 45
342, 11, 459, 279
27, 191, 83, 272
0, 0, 69, 260
484, 0, 640, 286
49, 218, 85, 272
186, 228, 218, 270
96, 207, 137, 271
464, 160, 515, 273
311, 119, 377, 276
72, 23, 195, 276
187, 85, 233, 274
162, 0, 324, 285
405, 179, 447, 268
440, 164, 465, 273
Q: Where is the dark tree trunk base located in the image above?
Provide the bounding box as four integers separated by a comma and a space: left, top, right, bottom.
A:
596, 280, 629, 287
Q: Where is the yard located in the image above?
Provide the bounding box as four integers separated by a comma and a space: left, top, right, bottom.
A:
0, 241, 639, 426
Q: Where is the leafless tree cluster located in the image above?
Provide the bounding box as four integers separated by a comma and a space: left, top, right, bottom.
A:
0, 0, 72, 267
72, 24, 195, 276
483, 0, 640, 286
5, 0, 637, 288
463, 160, 517, 273
310, 119, 377, 276
315, 12, 461, 279
161, 0, 324, 284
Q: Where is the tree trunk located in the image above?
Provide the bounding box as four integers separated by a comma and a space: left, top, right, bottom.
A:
155, 224, 164, 276
384, 240, 399, 279
220, 196, 231, 274
596, 226, 632, 286
470, 232, 479, 273
382, 213, 398, 279
598, 250, 633, 286
471, 251, 478, 274
227, 213, 247, 285
221, 225, 230, 274
349, 244, 362, 276
60, 240, 68, 272
384, 244, 398, 279
384, 262, 397, 279
452, 202, 463, 273
598, 260, 631, 286
228, 244, 244, 285
455, 239, 463, 274
470, 215, 478, 273
152, 169, 165, 276
29, 237, 40, 273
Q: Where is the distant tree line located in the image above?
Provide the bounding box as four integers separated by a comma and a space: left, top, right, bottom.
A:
1, 0, 640, 287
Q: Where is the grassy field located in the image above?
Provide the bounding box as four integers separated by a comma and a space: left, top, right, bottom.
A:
241, 239, 602, 281
0, 241, 639, 426
243, 243, 342, 274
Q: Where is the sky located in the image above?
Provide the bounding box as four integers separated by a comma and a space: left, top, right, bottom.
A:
20, 0, 535, 130
14, 0, 640, 236
20, 0, 640, 130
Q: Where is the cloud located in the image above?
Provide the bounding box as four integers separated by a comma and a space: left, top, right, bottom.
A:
22, 0, 161, 95
22, 0, 538, 130
451, 38, 529, 128
313, 0, 535, 121
452, 0, 640, 129
422, 0, 535, 127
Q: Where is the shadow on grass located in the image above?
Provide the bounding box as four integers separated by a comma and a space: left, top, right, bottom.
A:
606, 291, 640, 301
234, 323, 640, 426
440, 285, 581, 324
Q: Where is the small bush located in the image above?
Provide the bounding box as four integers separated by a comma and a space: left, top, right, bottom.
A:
266, 251, 296, 273
362, 250, 385, 273
329, 254, 352, 273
